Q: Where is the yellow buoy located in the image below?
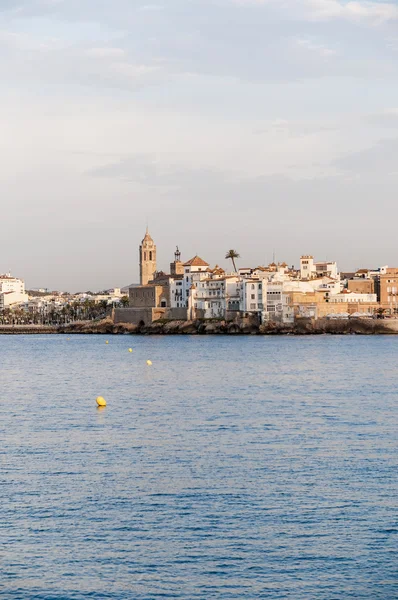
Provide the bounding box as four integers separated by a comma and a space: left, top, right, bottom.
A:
128, 348, 133, 353
105, 340, 109, 344
146, 360, 152, 366
96, 396, 107, 407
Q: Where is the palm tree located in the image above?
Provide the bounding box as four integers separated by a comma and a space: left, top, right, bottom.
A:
225, 249, 240, 274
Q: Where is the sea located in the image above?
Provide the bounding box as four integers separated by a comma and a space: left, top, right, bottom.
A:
1, 334, 397, 599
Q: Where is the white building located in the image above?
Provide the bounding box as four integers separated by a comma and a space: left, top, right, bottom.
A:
0, 273, 28, 310
300, 256, 339, 281
240, 279, 265, 314
0, 291, 28, 310
0, 273, 25, 295
194, 275, 240, 319
329, 291, 377, 303
170, 255, 210, 310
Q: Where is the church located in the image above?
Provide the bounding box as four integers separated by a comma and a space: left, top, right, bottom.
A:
114, 228, 250, 326
124, 229, 187, 324
118, 228, 214, 325
114, 228, 242, 326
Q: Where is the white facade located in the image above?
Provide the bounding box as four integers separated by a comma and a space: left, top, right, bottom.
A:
170, 278, 185, 308
170, 256, 210, 310
0, 274, 25, 294
195, 276, 240, 319
300, 256, 339, 281
329, 292, 377, 303
0, 274, 27, 310
0, 291, 28, 309
300, 276, 342, 297
240, 279, 265, 314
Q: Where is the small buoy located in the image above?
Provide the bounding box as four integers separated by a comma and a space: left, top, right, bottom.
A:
96, 396, 107, 407
128, 348, 133, 353
146, 360, 152, 366
105, 340, 109, 344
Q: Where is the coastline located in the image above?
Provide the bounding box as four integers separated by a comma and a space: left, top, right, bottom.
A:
1, 317, 398, 335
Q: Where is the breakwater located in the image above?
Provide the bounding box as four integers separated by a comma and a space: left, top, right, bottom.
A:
2, 318, 398, 335
0, 325, 58, 334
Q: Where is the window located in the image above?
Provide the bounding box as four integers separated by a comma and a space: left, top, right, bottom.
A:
251, 294, 255, 300
149, 251, 152, 261
250, 303, 256, 309
251, 284, 255, 289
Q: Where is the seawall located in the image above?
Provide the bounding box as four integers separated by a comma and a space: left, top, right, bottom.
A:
2, 318, 398, 335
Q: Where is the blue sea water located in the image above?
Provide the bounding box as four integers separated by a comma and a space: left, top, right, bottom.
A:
0, 334, 397, 599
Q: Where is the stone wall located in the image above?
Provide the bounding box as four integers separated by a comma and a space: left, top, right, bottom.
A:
113, 307, 166, 326
163, 307, 189, 320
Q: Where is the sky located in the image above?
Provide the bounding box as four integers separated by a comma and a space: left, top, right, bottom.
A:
1, 0, 398, 291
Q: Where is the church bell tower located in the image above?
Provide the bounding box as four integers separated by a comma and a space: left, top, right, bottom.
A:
139, 228, 157, 285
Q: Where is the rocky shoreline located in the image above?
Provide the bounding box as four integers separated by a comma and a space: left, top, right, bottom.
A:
1, 317, 398, 335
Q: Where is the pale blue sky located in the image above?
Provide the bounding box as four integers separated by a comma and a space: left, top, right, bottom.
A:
1, 0, 398, 290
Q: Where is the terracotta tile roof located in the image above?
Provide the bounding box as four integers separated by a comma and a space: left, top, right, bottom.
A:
183, 255, 209, 267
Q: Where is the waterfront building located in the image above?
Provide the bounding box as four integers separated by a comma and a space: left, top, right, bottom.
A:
195, 274, 240, 319
379, 268, 398, 313
170, 255, 210, 311
0, 273, 26, 295
0, 273, 28, 310
240, 279, 265, 315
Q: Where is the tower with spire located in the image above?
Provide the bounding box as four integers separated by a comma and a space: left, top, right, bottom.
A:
170, 245, 184, 276
139, 227, 157, 285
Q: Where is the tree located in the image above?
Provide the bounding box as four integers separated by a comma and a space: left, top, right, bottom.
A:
225, 249, 240, 273
121, 295, 129, 307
